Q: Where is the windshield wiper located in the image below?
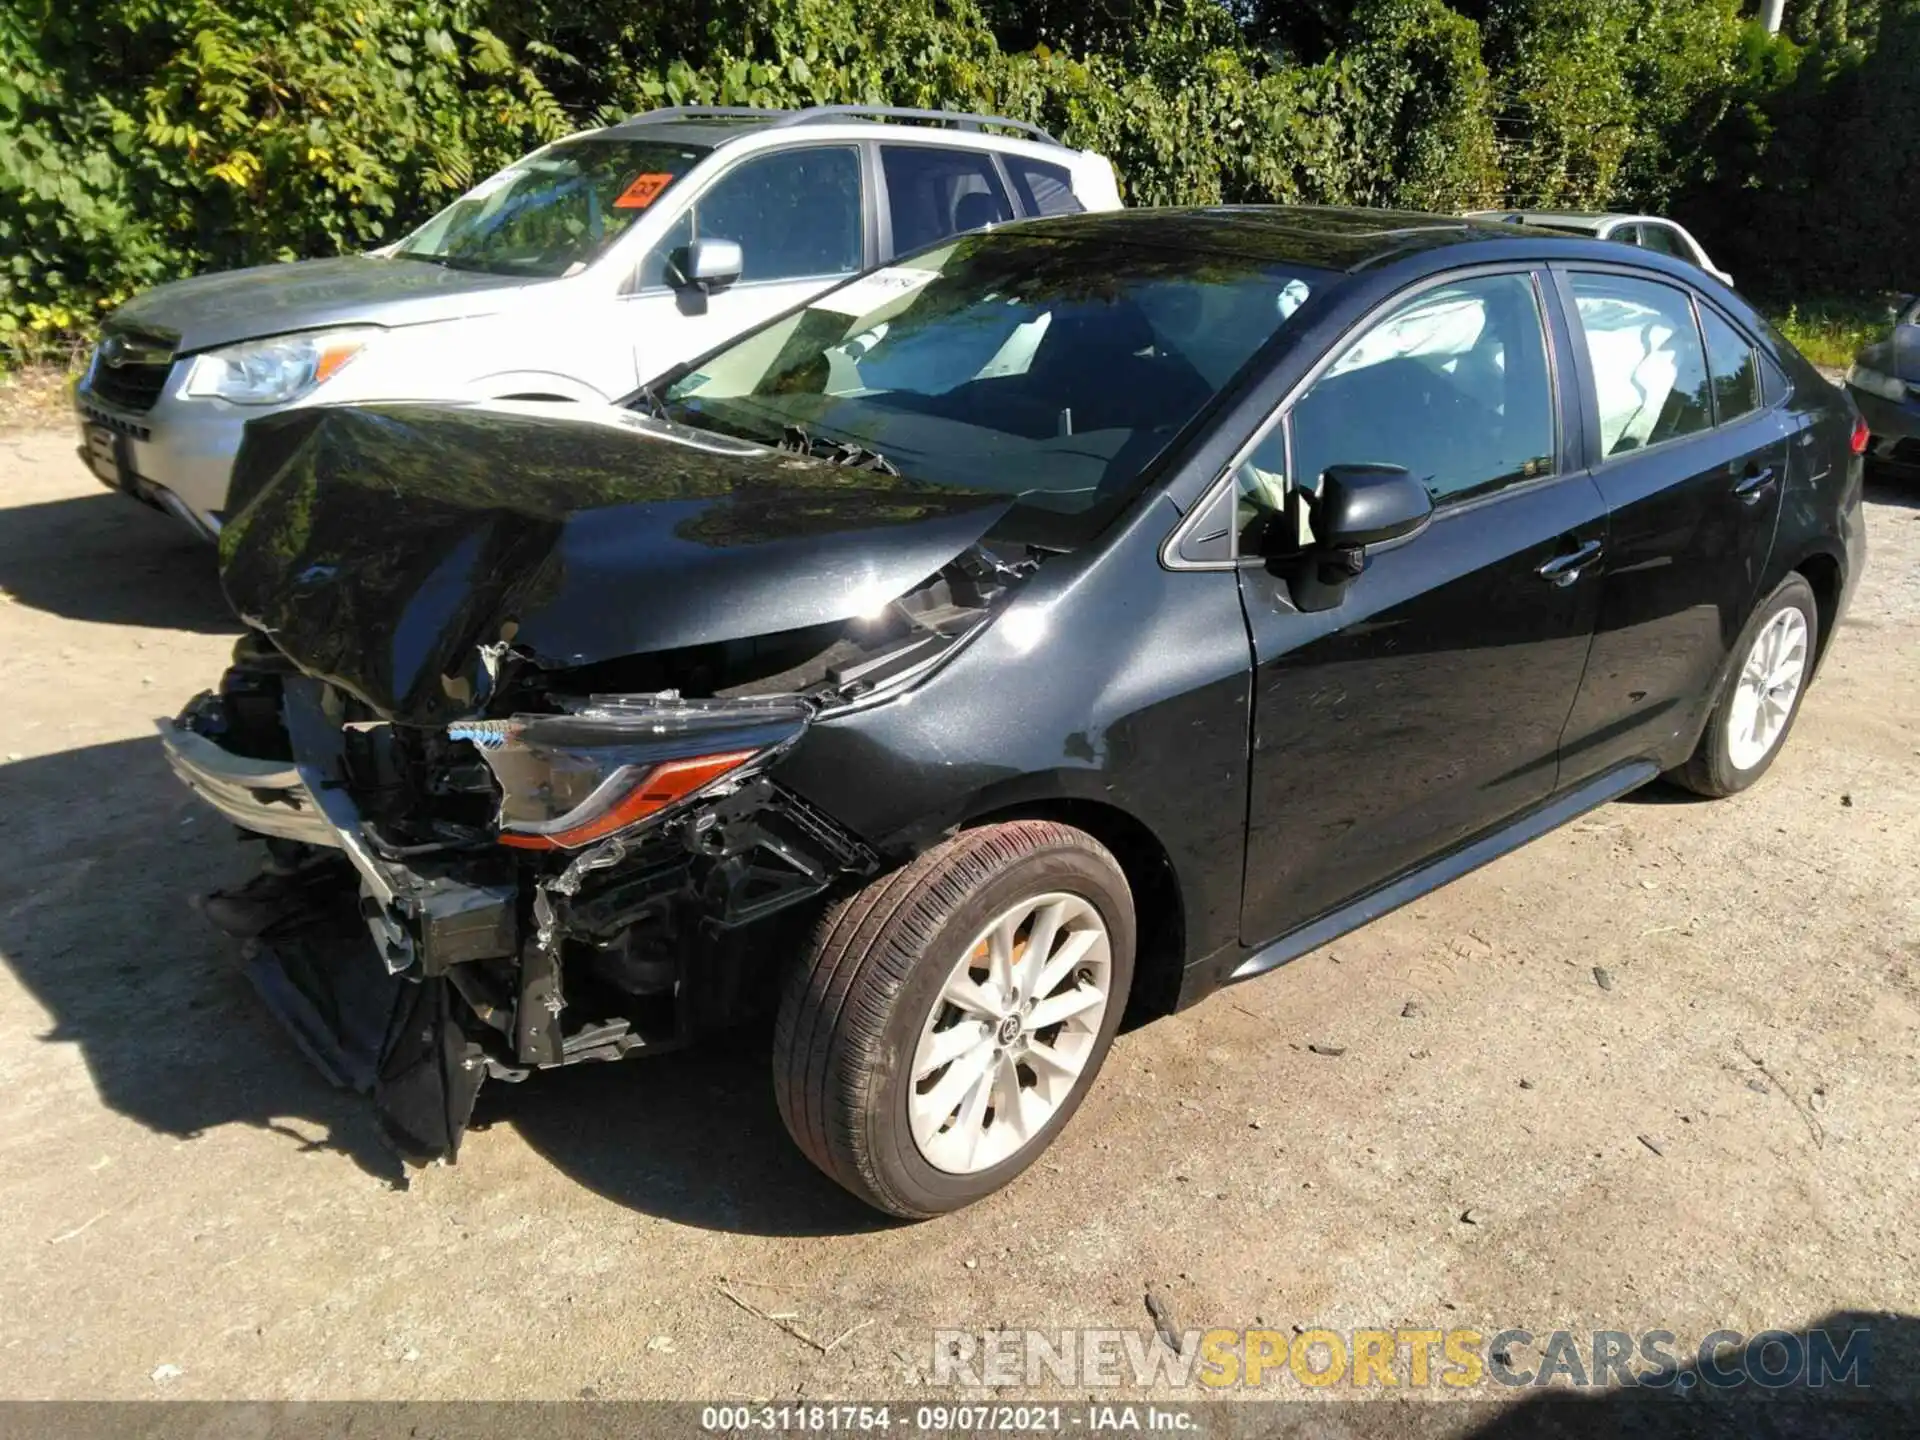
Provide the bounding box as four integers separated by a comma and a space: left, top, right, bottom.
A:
779, 424, 900, 476
634, 383, 671, 422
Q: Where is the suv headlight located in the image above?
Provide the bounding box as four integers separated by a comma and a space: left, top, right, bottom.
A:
182, 328, 376, 405
449, 695, 811, 851
1845, 363, 1908, 403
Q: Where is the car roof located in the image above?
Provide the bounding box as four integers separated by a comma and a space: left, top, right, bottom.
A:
595, 104, 1073, 154
1465, 210, 1688, 233
983, 205, 1625, 272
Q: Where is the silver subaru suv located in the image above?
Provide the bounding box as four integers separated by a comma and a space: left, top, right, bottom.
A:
73, 105, 1121, 538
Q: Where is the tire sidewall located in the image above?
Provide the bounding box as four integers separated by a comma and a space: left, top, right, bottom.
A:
864, 842, 1136, 1216
1703, 575, 1818, 794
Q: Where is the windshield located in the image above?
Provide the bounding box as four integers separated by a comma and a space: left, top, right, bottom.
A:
654, 231, 1325, 546
394, 138, 707, 278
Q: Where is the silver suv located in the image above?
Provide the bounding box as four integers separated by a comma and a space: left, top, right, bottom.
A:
73, 105, 1121, 537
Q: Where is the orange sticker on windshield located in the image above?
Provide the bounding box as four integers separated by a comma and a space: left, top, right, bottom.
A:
614, 172, 674, 210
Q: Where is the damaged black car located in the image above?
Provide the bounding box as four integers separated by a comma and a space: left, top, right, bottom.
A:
163, 208, 1865, 1217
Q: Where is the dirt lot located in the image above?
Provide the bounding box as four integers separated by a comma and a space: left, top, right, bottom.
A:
1, 422, 1916, 1419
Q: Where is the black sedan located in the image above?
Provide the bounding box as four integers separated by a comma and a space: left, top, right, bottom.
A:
1845, 294, 1920, 470
163, 207, 1867, 1217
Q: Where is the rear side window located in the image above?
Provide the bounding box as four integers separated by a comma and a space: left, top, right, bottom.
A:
1570, 273, 1711, 457
1699, 305, 1760, 424
1637, 224, 1688, 260
1287, 273, 1556, 506
1008, 158, 1085, 217
881, 147, 1014, 255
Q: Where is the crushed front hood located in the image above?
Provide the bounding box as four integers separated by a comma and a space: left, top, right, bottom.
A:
218, 403, 1011, 723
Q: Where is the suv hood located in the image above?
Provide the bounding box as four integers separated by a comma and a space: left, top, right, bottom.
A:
218, 403, 1011, 724
108, 256, 531, 354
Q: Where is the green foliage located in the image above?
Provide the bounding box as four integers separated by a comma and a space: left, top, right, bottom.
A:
2, 0, 1915, 360
0, 0, 569, 347
1764, 296, 1896, 369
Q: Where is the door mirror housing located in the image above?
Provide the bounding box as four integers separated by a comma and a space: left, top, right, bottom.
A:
1317, 463, 1435, 548
1275, 463, 1434, 613
668, 238, 743, 294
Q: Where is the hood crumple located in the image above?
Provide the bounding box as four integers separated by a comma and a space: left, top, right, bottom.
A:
218, 403, 1012, 724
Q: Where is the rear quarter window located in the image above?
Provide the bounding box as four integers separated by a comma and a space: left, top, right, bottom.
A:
1008, 159, 1085, 218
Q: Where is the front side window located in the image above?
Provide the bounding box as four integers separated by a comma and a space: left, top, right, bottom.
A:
881, 147, 1015, 255
394, 138, 708, 278
655, 232, 1327, 548
1284, 273, 1557, 508
643, 146, 862, 287
1570, 273, 1712, 457
1699, 305, 1759, 425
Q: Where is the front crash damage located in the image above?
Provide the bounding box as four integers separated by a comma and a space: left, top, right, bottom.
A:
161, 536, 1033, 1162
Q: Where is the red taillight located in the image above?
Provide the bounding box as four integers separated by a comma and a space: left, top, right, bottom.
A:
497, 749, 756, 850
1850, 415, 1871, 455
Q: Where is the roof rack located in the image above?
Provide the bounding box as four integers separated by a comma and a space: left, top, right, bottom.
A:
618, 103, 1061, 147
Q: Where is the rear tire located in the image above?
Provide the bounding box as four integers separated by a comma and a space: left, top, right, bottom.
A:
1668, 573, 1818, 798
773, 821, 1135, 1218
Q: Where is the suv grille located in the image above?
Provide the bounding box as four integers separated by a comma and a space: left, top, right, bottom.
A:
84, 330, 177, 414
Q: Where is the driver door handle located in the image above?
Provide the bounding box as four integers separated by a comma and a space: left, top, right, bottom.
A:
1536, 538, 1603, 586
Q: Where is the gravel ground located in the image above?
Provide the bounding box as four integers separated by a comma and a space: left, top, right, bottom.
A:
0, 425, 1915, 1422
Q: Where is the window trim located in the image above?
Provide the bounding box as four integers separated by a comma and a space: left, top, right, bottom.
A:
1555, 263, 1783, 472
622, 141, 869, 294
1161, 262, 1568, 573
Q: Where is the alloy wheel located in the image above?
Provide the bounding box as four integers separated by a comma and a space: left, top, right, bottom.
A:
1726, 606, 1809, 771
907, 891, 1113, 1175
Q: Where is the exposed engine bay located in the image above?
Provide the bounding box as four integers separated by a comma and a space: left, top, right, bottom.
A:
164, 544, 1035, 1161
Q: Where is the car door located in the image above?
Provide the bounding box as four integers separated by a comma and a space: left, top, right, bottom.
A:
1553, 268, 1791, 784
621, 144, 869, 384
875, 144, 1016, 259
1233, 267, 1608, 947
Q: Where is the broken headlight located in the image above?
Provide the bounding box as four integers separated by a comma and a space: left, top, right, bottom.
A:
449, 695, 810, 851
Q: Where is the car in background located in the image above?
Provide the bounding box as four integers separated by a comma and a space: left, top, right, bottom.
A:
158, 207, 1863, 1217
1844, 294, 1920, 471
1467, 211, 1733, 288
72, 105, 1121, 538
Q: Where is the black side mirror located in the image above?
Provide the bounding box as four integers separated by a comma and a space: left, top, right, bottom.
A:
1280, 463, 1433, 612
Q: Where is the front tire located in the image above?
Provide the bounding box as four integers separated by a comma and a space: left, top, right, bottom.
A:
1669, 573, 1818, 798
773, 821, 1135, 1218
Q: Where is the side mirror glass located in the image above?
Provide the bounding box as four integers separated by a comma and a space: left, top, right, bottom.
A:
1277, 463, 1433, 612
668, 238, 743, 294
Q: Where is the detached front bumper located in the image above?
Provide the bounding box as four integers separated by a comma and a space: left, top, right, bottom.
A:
159, 722, 337, 847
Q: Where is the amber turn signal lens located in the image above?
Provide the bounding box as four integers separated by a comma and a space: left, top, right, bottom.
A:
498, 749, 757, 850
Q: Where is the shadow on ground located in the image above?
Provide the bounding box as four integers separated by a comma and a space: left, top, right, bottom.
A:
0, 733, 890, 1235
1453, 1310, 1919, 1439
491, 1031, 896, 1237
0, 736, 404, 1185
1864, 465, 1920, 512
0, 491, 237, 632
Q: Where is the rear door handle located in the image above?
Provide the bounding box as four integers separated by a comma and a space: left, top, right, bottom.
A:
1734, 465, 1778, 501
1536, 539, 1603, 586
